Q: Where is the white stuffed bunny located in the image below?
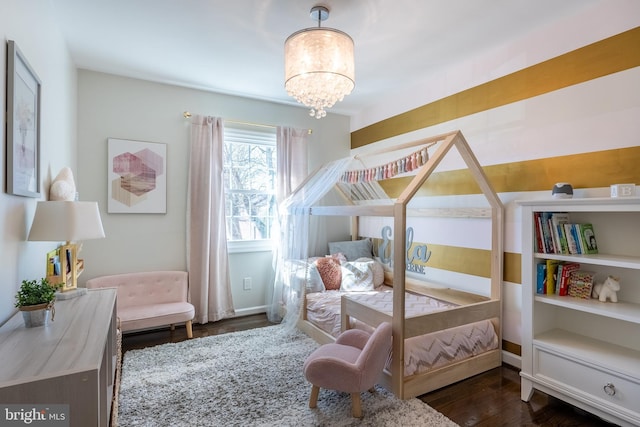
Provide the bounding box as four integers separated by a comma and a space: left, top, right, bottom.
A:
592, 276, 620, 303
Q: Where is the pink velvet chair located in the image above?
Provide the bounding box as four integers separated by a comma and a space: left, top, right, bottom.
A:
303, 322, 392, 418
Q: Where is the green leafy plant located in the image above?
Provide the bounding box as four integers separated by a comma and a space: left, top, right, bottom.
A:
14, 278, 59, 308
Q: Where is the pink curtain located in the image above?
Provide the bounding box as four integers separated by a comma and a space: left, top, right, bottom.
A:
187, 115, 235, 323
267, 126, 309, 323
276, 126, 308, 204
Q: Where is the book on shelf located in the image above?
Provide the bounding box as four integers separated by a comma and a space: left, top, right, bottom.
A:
65, 248, 72, 274
564, 223, 579, 254
547, 216, 559, 254
533, 212, 563, 253
540, 212, 554, 253
558, 262, 580, 296
567, 270, 596, 299
550, 213, 570, 254
536, 263, 547, 294
534, 212, 545, 253
534, 212, 547, 253
572, 225, 582, 254
555, 263, 563, 295
46, 248, 60, 277
533, 212, 598, 255
578, 223, 598, 254
545, 259, 560, 294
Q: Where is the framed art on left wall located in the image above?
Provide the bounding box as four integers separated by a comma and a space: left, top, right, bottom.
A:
6, 40, 41, 198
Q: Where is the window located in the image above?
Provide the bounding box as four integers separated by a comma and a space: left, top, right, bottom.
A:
223, 125, 277, 252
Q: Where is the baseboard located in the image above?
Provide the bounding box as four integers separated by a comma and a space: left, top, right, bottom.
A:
232, 306, 267, 317
502, 350, 521, 369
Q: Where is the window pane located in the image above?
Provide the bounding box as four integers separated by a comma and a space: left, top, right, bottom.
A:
225, 192, 276, 241
222, 128, 276, 242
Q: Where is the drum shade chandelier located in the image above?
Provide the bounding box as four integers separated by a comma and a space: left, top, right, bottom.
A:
284, 5, 355, 119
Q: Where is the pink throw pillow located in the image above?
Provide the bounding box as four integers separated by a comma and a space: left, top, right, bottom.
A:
315, 257, 342, 290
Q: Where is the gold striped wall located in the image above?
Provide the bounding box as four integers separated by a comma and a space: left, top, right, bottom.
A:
373, 240, 496, 279
352, 26, 640, 149
353, 26, 640, 291
378, 146, 640, 197
352, 26, 640, 358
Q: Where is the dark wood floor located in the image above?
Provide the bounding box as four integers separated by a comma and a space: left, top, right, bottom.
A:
122, 314, 617, 427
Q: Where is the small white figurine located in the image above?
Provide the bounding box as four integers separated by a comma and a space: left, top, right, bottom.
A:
49, 167, 77, 201
592, 276, 620, 303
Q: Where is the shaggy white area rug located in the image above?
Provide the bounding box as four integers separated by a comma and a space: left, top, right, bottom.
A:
118, 325, 458, 426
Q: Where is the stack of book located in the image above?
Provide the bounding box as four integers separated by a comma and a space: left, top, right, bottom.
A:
536, 260, 597, 298
534, 212, 598, 255
537, 260, 583, 295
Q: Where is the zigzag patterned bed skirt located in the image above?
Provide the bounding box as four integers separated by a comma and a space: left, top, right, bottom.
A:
305, 287, 498, 376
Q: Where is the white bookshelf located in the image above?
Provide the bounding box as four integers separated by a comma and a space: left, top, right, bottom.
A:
518, 198, 640, 427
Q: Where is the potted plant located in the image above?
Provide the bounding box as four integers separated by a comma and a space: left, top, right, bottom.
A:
14, 278, 60, 327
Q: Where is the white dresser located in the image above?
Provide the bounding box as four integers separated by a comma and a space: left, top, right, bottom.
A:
0, 288, 117, 427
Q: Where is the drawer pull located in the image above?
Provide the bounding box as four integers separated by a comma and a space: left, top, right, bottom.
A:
603, 382, 616, 396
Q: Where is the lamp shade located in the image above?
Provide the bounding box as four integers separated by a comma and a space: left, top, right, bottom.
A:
284, 26, 354, 119
28, 201, 105, 242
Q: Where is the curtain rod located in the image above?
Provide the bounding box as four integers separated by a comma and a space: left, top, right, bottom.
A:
183, 111, 312, 134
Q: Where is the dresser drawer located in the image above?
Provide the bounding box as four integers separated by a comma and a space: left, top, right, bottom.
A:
534, 347, 640, 415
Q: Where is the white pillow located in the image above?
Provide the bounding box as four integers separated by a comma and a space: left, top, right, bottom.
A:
355, 257, 385, 287
340, 261, 375, 292
305, 261, 326, 293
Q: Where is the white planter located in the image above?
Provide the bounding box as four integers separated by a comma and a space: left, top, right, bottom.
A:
20, 303, 53, 327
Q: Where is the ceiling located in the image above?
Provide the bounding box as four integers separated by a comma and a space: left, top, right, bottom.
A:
51, 0, 598, 119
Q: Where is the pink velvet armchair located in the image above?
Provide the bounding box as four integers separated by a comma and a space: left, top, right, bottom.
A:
303, 322, 393, 418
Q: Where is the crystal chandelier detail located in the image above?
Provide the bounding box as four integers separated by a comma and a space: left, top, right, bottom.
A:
284, 5, 355, 119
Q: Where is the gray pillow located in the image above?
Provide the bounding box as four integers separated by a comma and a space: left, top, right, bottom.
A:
328, 239, 373, 261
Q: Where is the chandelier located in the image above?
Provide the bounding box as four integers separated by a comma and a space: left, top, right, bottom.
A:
284, 5, 355, 119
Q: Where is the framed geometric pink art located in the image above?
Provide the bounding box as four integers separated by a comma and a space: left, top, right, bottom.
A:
107, 138, 167, 214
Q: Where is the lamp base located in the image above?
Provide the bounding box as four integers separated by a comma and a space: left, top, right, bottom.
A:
56, 287, 87, 300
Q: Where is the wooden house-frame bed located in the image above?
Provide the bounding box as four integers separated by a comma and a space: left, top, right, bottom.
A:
292, 130, 504, 399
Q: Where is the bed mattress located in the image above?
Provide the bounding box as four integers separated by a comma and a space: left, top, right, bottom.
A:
305, 287, 499, 376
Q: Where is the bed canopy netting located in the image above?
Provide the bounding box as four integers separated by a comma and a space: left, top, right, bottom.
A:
267, 138, 436, 324
268, 130, 504, 399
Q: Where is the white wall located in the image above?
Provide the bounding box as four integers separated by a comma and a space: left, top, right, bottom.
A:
351, 0, 640, 131
76, 70, 351, 315
0, 1, 77, 324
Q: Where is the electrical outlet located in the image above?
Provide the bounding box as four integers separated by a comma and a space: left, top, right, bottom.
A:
243, 277, 252, 290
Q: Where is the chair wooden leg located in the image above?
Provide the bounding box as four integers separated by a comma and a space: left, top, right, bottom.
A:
186, 320, 193, 338
351, 393, 362, 418
309, 385, 320, 408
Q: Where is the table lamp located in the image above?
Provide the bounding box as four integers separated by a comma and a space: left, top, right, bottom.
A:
28, 201, 105, 292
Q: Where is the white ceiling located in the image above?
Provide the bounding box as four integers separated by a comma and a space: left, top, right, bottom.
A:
51, 0, 599, 120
